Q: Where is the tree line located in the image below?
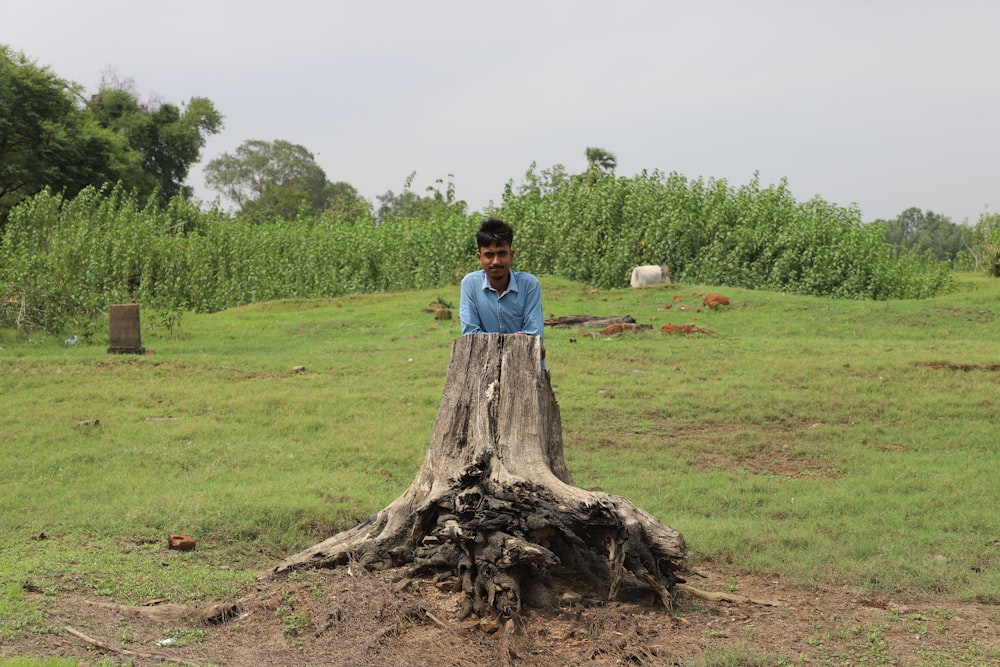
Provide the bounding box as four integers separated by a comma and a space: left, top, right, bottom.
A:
874, 207, 1000, 273
3, 45, 999, 335
0, 44, 463, 228
0, 45, 221, 227
3, 165, 982, 336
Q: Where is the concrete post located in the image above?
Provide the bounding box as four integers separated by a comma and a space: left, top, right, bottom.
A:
107, 303, 146, 354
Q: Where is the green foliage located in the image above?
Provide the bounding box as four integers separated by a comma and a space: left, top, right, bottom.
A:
495, 166, 956, 299
581, 146, 618, 184
204, 139, 340, 221
323, 180, 371, 224
879, 207, 969, 266
0, 46, 974, 326
0, 185, 211, 331
0, 45, 119, 225
0, 162, 962, 334
87, 86, 223, 203
971, 212, 1000, 276
0, 45, 222, 226
374, 172, 468, 224
0, 184, 476, 332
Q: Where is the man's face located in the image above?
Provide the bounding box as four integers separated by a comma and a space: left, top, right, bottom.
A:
477, 241, 514, 282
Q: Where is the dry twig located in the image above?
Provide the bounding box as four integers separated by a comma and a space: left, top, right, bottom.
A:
62, 626, 199, 665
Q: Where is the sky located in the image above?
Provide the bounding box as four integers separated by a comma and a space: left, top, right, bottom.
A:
5, 0, 999, 224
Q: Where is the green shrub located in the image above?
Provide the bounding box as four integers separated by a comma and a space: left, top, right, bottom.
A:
0, 169, 960, 334
494, 167, 956, 299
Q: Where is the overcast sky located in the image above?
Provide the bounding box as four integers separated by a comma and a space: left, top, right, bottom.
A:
5, 1, 999, 223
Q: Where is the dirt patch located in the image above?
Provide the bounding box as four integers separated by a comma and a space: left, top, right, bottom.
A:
701, 293, 730, 309
597, 322, 653, 335
659, 323, 718, 335
6, 562, 997, 666
695, 444, 836, 478
917, 361, 1000, 372
667, 422, 841, 479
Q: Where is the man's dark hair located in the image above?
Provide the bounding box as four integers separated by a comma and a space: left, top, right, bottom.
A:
476, 218, 514, 249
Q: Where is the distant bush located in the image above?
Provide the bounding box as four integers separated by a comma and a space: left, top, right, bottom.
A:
493, 167, 955, 300
971, 213, 1000, 277
0, 185, 478, 332
0, 185, 218, 333
1, 170, 959, 333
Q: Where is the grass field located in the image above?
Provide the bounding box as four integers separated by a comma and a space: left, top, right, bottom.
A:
1, 274, 998, 660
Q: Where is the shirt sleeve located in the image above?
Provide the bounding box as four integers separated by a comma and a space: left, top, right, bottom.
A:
518, 275, 545, 342
459, 274, 484, 335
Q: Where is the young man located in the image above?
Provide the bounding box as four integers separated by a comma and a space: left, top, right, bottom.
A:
459, 218, 545, 361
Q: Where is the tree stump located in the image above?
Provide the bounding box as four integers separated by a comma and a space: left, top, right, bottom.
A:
269, 333, 686, 619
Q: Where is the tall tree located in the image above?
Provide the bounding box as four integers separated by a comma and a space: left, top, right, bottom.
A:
583, 146, 618, 182
323, 180, 371, 224
0, 45, 119, 224
87, 84, 222, 203
1, 46, 223, 226
374, 172, 467, 224
881, 207, 964, 261
204, 139, 366, 221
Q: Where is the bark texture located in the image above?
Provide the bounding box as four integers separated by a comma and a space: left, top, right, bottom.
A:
269, 333, 686, 618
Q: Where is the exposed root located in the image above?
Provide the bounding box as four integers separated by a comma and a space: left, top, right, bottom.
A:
86, 600, 239, 624
675, 583, 782, 607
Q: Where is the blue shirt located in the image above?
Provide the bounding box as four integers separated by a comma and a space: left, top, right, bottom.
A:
459, 269, 544, 346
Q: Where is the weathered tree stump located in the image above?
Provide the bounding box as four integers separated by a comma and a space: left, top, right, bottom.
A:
269, 333, 686, 619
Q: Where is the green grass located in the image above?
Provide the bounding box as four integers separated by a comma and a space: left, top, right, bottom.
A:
2, 274, 999, 646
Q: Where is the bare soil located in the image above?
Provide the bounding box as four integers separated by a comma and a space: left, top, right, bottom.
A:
5, 560, 998, 666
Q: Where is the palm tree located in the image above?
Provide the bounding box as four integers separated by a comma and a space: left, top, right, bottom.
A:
583, 147, 617, 182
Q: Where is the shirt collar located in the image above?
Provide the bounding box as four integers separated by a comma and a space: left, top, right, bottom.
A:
480, 269, 519, 294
